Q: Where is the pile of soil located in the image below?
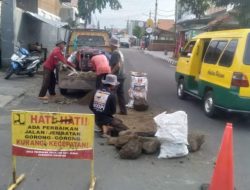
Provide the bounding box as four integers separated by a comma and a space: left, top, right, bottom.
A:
107, 132, 160, 159
115, 109, 157, 133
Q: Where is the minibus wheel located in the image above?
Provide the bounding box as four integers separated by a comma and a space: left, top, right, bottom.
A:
177, 79, 185, 99
203, 91, 216, 117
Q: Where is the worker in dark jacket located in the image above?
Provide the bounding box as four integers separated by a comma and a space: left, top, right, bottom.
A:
89, 74, 128, 137
38, 40, 75, 100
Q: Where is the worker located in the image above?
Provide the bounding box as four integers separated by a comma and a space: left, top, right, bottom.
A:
90, 51, 111, 89
89, 74, 128, 137
38, 40, 75, 100
109, 36, 128, 115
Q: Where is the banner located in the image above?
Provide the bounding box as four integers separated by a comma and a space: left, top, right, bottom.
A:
11, 111, 94, 160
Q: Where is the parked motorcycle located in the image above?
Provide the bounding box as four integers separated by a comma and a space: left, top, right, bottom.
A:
4, 47, 42, 79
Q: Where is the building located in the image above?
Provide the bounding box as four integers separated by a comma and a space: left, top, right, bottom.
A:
1, 0, 71, 67
155, 19, 175, 41
147, 19, 175, 51
174, 4, 239, 57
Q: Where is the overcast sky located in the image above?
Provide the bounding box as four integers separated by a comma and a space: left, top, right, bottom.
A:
93, 0, 176, 29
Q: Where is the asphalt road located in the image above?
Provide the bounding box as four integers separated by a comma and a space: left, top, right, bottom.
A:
0, 48, 249, 190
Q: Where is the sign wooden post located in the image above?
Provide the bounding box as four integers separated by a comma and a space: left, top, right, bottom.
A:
8, 110, 96, 190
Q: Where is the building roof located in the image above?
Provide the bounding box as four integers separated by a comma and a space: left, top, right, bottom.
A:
157, 19, 175, 31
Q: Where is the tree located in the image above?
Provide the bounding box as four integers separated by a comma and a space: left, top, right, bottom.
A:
179, 0, 211, 19
212, 0, 250, 27
78, 0, 122, 26
133, 26, 145, 39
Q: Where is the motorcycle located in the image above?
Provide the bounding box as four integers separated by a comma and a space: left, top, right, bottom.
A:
5, 47, 42, 79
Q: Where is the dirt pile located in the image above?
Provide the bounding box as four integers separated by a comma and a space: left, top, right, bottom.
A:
105, 110, 205, 159
107, 131, 160, 159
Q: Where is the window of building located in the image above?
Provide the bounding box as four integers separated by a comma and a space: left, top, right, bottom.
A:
219, 39, 238, 67
204, 40, 228, 64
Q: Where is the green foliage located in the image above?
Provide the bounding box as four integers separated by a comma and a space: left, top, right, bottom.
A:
212, 0, 250, 27
78, 0, 122, 24
133, 26, 145, 39
179, 0, 211, 19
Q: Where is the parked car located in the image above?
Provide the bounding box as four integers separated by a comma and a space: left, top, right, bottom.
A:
119, 37, 130, 48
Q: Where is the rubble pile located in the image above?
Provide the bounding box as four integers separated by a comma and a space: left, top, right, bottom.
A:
188, 133, 205, 152
107, 130, 160, 159
107, 130, 205, 160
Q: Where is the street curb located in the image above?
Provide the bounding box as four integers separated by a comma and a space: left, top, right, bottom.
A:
0, 89, 25, 108
143, 50, 177, 66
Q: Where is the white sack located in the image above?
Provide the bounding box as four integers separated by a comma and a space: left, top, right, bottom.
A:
158, 142, 188, 158
126, 71, 148, 108
154, 111, 188, 144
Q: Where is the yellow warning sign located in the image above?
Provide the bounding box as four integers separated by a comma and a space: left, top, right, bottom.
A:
11, 110, 95, 160
146, 18, 154, 27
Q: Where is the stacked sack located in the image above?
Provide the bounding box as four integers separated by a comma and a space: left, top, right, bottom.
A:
126, 71, 148, 111
154, 111, 189, 158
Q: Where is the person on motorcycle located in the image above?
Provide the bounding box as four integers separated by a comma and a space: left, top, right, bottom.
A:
38, 40, 75, 100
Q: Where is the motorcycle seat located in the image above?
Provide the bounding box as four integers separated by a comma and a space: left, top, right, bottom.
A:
25, 56, 40, 62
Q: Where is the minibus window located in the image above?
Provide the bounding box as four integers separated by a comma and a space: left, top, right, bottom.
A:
244, 33, 250, 65
202, 39, 211, 60
181, 41, 196, 57
204, 40, 228, 64
219, 39, 238, 67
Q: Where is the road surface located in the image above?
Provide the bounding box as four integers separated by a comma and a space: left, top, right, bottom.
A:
0, 48, 249, 190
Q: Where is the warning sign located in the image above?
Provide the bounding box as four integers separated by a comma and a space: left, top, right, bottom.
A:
11, 111, 95, 160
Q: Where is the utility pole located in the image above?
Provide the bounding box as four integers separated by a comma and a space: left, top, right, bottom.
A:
154, 0, 158, 29
154, 0, 158, 40
175, 0, 178, 43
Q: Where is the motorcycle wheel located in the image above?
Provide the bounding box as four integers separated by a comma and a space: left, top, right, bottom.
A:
4, 66, 14, 79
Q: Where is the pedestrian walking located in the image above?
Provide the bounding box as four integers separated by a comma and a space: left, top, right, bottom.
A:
38, 40, 75, 100
109, 36, 128, 115
90, 51, 111, 89
89, 74, 128, 137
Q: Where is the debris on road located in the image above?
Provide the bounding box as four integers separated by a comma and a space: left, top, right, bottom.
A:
106, 110, 204, 160
115, 109, 156, 133
52, 96, 78, 104
119, 138, 142, 159
141, 137, 160, 154
188, 133, 205, 153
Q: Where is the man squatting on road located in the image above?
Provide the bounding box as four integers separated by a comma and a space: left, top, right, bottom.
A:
89, 74, 128, 137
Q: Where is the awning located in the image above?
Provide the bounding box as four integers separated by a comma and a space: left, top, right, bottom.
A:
25, 11, 69, 28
